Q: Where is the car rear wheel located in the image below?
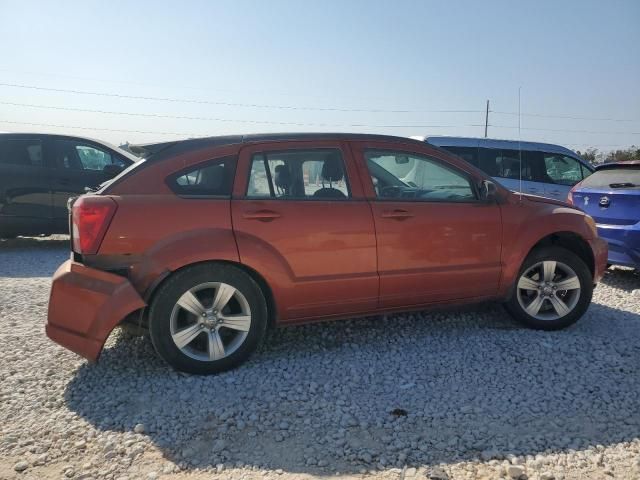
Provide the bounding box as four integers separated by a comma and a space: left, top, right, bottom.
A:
149, 263, 267, 374
504, 246, 593, 330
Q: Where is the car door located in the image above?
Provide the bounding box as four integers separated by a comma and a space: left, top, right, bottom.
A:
50, 138, 127, 230
478, 147, 545, 196
352, 140, 502, 308
540, 152, 588, 200
231, 141, 378, 321
0, 135, 53, 235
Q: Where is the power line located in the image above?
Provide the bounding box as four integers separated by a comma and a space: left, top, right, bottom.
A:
0, 82, 482, 115
0, 120, 195, 137
492, 110, 639, 123
491, 124, 640, 135
0, 100, 486, 129
3, 100, 637, 136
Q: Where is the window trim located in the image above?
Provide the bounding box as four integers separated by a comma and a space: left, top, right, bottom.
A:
364, 148, 482, 204
244, 148, 352, 201
165, 155, 237, 199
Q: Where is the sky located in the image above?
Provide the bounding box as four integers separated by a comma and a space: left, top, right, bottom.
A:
0, 0, 638, 153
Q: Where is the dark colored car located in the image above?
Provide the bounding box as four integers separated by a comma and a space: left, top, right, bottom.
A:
46, 133, 607, 374
0, 133, 137, 238
568, 161, 640, 268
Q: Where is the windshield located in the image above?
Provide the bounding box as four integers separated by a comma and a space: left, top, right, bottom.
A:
580, 168, 640, 189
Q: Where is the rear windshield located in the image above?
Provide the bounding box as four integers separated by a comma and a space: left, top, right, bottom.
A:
580, 168, 640, 189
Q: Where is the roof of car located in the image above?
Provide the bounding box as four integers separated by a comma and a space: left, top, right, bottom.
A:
424, 135, 582, 159
130, 132, 426, 160
595, 160, 640, 170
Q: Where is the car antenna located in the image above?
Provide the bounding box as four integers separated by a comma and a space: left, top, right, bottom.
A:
518, 86, 523, 203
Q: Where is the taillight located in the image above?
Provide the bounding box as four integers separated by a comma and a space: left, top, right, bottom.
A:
567, 181, 583, 205
71, 196, 117, 254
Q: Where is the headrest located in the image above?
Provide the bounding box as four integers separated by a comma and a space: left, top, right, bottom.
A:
200, 164, 224, 191
321, 155, 344, 182
274, 164, 291, 188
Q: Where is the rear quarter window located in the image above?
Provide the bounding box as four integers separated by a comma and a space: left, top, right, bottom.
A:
167, 156, 236, 197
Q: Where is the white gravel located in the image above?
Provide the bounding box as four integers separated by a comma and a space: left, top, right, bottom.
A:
1, 236, 639, 480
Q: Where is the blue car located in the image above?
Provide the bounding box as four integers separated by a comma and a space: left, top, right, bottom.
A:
569, 161, 640, 268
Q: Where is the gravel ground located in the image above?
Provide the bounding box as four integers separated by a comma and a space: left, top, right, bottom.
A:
1, 236, 639, 480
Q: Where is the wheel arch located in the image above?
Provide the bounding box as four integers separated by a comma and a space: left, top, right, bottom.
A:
526, 231, 595, 277
143, 259, 278, 330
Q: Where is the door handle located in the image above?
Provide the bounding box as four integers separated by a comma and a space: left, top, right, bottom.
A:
381, 209, 414, 220
242, 210, 281, 222
58, 178, 71, 185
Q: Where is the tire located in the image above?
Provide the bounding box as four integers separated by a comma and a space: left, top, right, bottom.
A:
504, 246, 593, 330
148, 263, 268, 374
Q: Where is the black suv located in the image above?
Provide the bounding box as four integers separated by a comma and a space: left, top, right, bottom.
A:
0, 133, 137, 238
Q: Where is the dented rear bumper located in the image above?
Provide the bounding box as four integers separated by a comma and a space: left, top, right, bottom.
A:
46, 260, 146, 361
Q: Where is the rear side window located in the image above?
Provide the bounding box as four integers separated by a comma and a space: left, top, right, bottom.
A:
580, 168, 640, 189
168, 156, 236, 197
0, 138, 44, 167
247, 149, 350, 199
478, 148, 534, 181
441, 146, 479, 167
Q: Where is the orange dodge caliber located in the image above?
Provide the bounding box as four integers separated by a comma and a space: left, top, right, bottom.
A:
47, 133, 608, 374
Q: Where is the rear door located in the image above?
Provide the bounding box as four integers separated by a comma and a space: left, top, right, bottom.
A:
231, 141, 378, 321
352, 140, 502, 307
0, 135, 53, 235
478, 147, 545, 196
50, 138, 128, 230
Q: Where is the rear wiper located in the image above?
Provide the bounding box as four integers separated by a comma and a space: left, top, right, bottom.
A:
609, 182, 637, 188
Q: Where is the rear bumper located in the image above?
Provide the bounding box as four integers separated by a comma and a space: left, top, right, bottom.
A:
589, 237, 609, 283
46, 260, 145, 361
596, 223, 640, 268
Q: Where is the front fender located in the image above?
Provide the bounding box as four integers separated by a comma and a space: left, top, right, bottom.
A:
498, 199, 595, 297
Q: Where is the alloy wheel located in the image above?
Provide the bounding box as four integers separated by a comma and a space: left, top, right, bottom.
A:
169, 282, 251, 361
516, 260, 582, 321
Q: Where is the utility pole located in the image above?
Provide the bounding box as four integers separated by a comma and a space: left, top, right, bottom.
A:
484, 99, 489, 138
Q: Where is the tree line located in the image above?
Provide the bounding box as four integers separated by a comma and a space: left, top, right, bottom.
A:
576, 146, 640, 165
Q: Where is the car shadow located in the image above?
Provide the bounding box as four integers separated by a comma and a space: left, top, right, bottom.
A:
64, 300, 640, 475
0, 236, 69, 277
601, 266, 640, 292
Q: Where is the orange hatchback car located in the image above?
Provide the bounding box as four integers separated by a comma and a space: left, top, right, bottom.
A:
47, 133, 607, 374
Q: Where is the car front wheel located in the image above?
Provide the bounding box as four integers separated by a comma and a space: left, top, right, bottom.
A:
149, 263, 268, 374
505, 246, 593, 330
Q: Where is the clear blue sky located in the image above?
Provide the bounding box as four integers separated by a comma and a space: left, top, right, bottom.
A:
0, 0, 638, 152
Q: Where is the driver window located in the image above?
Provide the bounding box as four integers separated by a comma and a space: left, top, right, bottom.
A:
365, 149, 476, 202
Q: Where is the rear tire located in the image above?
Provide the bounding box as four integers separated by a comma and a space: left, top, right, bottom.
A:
504, 246, 593, 330
149, 263, 267, 374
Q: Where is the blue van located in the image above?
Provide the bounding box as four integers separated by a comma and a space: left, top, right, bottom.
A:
421, 136, 594, 202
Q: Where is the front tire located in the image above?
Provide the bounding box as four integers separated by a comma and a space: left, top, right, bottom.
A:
504, 246, 593, 330
149, 263, 267, 374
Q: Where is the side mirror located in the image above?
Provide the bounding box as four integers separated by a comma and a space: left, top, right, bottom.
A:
480, 180, 497, 202
103, 164, 125, 177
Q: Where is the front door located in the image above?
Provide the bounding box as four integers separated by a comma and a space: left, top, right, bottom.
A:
50, 138, 126, 230
231, 142, 378, 321
352, 141, 503, 308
